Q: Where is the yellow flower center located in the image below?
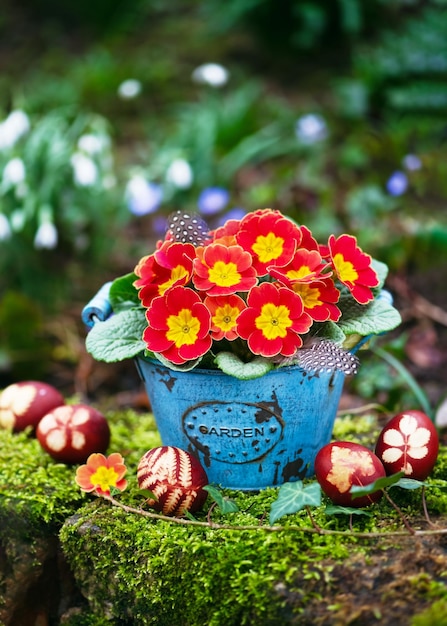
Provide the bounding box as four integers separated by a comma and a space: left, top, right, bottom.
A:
333, 253, 358, 283
90, 466, 119, 492
293, 283, 320, 309
167, 308, 200, 347
287, 265, 312, 280
208, 261, 241, 287
213, 303, 240, 331
159, 265, 189, 295
252, 232, 284, 263
256, 303, 291, 340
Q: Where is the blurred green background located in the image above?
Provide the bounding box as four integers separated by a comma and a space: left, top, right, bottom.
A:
1, 0, 446, 414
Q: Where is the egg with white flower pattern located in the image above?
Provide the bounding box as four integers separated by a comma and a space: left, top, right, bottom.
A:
375, 410, 438, 480
0, 381, 65, 432
37, 404, 110, 464
137, 446, 209, 516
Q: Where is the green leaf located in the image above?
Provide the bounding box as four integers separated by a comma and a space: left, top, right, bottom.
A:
350, 472, 404, 498
371, 259, 389, 289
325, 505, 373, 517
109, 273, 140, 311
152, 352, 203, 372
337, 293, 402, 338
269, 481, 321, 525
214, 352, 273, 379
390, 478, 427, 490
85, 308, 147, 362
138, 489, 159, 501
203, 485, 239, 514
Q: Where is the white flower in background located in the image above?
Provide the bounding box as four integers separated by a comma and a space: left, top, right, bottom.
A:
2, 157, 26, 185
34, 222, 58, 249
166, 158, 193, 189
295, 113, 328, 144
0, 110, 30, 150
77, 134, 103, 155
118, 79, 142, 100
125, 175, 163, 215
192, 63, 229, 87
0, 214, 11, 240
71, 152, 98, 187
402, 154, 422, 171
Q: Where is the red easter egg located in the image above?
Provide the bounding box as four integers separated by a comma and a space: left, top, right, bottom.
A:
315, 441, 386, 508
37, 404, 110, 464
137, 446, 209, 516
375, 410, 439, 480
0, 381, 65, 432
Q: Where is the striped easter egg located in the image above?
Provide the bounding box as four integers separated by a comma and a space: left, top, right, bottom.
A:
137, 446, 209, 516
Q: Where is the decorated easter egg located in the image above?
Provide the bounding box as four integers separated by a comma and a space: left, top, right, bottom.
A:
0, 381, 65, 432
36, 404, 110, 464
315, 441, 386, 507
137, 446, 209, 516
375, 410, 439, 480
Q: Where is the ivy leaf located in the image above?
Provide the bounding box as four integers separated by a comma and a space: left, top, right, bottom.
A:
269, 481, 321, 525
214, 352, 273, 380
390, 477, 427, 490
325, 505, 373, 517
350, 472, 404, 498
85, 308, 147, 362
109, 273, 140, 311
203, 485, 239, 514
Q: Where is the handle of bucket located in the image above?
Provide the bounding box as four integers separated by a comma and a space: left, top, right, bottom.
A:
81, 282, 113, 328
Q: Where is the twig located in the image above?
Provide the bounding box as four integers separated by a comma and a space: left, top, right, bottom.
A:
382, 491, 415, 535
421, 486, 438, 529
103, 495, 447, 539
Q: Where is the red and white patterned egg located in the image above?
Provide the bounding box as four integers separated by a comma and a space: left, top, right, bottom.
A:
137, 446, 209, 516
375, 410, 439, 480
315, 441, 386, 508
37, 404, 110, 464
0, 381, 65, 432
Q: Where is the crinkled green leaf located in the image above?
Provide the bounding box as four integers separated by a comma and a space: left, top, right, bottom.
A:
203, 485, 239, 514
109, 273, 140, 311
86, 309, 147, 362
371, 259, 389, 289
151, 352, 202, 372
350, 471, 404, 498
269, 481, 321, 525
337, 293, 402, 337
325, 505, 373, 516
214, 352, 273, 379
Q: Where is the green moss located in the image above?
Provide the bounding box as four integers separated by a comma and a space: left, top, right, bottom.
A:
0, 409, 160, 540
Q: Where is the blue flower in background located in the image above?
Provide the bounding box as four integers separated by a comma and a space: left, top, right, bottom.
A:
126, 176, 163, 216
198, 187, 230, 215
402, 154, 422, 172
152, 215, 169, 236
386, 171, 408, 196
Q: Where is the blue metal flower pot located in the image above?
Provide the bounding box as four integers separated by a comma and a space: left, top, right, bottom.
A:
135, 357, 345, 491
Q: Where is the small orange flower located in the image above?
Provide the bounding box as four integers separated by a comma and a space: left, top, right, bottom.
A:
75, 452, 128, 497
236, 209, 302, 275
193, 243, 257, 296
134, 241, 195, 306
204, 294, 246, 341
